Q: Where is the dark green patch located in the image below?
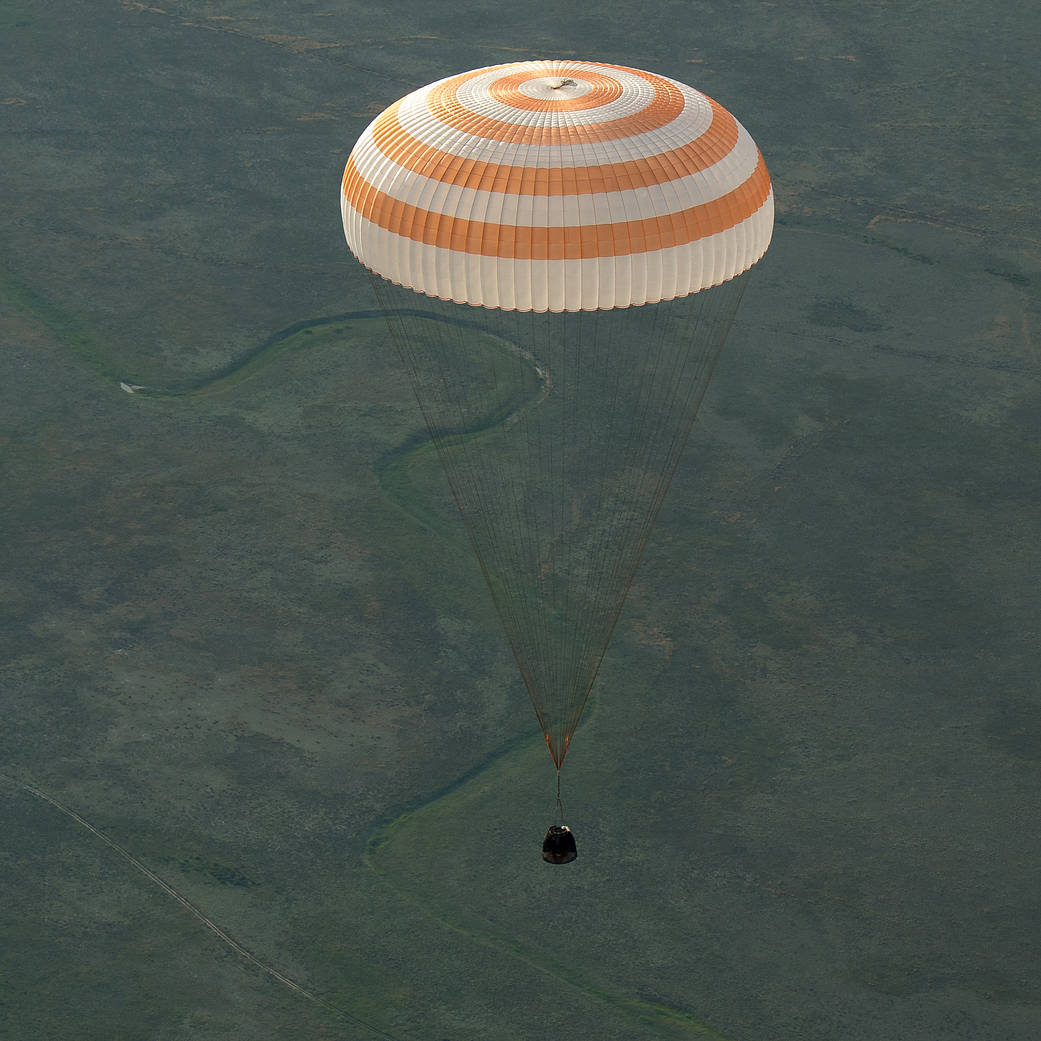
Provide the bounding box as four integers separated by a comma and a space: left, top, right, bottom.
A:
985, 266, 1031, 287
178, 855, 262, 888
0, 267, 118, 382
985, 695, 1041, 761
806, 296, 884, 333
870, 238, 936, 265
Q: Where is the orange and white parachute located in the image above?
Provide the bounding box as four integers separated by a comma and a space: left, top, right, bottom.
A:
341, 60, 773, 312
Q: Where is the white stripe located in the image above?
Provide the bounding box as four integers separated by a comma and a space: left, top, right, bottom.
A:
387, 82, 715, 168
348, 119, 761, 227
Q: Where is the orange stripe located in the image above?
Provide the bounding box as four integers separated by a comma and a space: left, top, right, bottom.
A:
486, 70, 625, 112
365, 96, 740, 197
424, 65, 685, 145
342, 152, 771, 261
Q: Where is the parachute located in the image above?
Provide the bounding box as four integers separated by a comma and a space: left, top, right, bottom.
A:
341, 61, 773, 834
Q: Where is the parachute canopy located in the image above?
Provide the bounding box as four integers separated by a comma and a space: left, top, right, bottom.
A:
341, 62, 772, 770
341, 60, 773, 312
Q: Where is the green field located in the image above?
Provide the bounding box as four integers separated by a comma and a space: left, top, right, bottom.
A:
2, 1, 1041, 1039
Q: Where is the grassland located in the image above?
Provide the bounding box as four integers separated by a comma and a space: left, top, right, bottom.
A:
2, 1, 1041, 1040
